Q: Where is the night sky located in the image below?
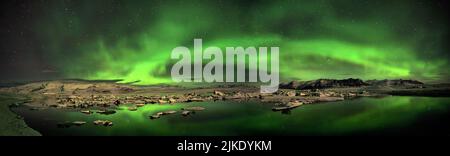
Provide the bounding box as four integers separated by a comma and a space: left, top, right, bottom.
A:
1, 0, 449, 84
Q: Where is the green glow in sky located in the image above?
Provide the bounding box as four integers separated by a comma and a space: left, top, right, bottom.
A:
34, 0, 449, 84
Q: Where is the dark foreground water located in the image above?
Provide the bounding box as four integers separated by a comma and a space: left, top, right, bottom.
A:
12, 96, 450, 136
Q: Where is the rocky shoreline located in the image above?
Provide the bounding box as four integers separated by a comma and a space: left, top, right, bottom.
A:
0, 94, 41, 136
1, 78, 447, 111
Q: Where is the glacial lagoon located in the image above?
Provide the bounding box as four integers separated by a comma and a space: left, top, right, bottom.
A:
12, 96, 450, 136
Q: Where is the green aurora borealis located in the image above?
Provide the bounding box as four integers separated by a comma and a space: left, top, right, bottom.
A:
19, 0, 450, 84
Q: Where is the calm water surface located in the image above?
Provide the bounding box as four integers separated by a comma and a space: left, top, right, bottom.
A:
12, 96, 450, 136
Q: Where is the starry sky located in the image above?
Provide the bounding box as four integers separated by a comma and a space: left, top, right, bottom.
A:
1, 0, 449, 84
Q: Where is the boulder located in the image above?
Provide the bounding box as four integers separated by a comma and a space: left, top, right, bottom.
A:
80, 110, 92, 114
272, 101, 303, 111
149, 115, 160, 119
158, 99, 168, 104
163, 110, 177, 115
97, 109, 116, 115
149, 111, 177, 120
181, 111, 191, 116
286, 91, 296, 97
57, 104, 68, 108
272, 106, 291, 111
136, 104, 145, 107
148, 112, 162, 119
72, 121, 86, 126
113, 100, 121, 105
214, 90, 225, 96
93, 120, 113, 126
128, 107, 138, 111
299, 92, 308, 96
182, 106, 205, 111
168, 98, 177, 103
287, 101, 303, 108
187, 98, 204, 102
